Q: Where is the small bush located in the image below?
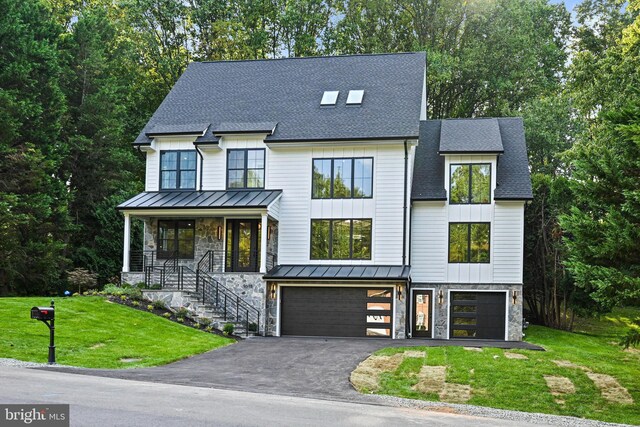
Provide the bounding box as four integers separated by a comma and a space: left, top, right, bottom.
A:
205, 326, 213, 332
223, 323, 234, 335
67, 268, 98, 294
152, 300, 166, 310
162, 312, 172, 319
148, 283, 162, 290
248, 322, 258, 332
120, 295, 127, 301
147, 305, 154, 311
199, 318, 212, 327
72, 292, 80, 297
132, 301, 140, 307
177, 317, 184, 323
103, 284, 142, 300
134, 282, 146, 289
175, 306, 190, 319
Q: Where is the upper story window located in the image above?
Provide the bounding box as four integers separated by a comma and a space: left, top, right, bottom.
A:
311, 218, 372, 260
449, 163, 491, 204
227, 149, 265, 189
160, 151, 197, 190
449, 222, 490, 263
312, 158, 373, 199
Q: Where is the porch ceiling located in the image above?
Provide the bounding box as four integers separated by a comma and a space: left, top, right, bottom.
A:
117, 190, 282, 211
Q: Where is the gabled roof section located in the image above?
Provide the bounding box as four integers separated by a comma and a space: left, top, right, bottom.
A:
412, 118, 532, 201
117, 190, 282, 210
264, 264, 411, 281
212, 122, 277, 135
439, 118, 504, 154
134, 53, 426, 145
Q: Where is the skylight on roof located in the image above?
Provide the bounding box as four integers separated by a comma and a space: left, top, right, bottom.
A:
346, 90, 365, 105
321, 91, 339, 106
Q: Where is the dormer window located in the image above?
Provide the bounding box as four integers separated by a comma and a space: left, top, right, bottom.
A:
449, 163, 491, 204
160, 150, 196, 190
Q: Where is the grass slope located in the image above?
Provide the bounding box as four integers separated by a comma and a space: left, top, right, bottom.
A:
372, 307, 640, 425
0, 297, 234, 369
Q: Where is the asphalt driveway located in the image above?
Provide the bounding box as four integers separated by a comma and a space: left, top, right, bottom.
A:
47, 337, 541, 401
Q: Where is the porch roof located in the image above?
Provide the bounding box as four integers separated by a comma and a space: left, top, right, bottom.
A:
117, 190, 282, 210
264, 264, 411, 281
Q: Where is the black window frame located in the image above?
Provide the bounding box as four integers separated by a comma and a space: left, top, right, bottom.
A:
226, 148, 266, 190
448, 222, 491, 264
310, 218, 372, 260
449, 163, 492, 205
311, 157, 374, 199
157, 219, 196, 259
159, 150, 197, 191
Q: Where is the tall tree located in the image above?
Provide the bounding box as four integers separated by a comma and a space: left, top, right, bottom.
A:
0, 0, 70, 295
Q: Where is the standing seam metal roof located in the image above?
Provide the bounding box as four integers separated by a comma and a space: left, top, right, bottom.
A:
116, 190, 282, 210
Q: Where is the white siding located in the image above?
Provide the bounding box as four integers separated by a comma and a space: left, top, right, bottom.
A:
145, 150, 158, 191
144, 137, 201, 191
493, 201, 525, 284
410, 202, 447, 282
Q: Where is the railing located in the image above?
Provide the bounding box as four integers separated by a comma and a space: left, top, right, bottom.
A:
197, 270, 261, 337
130, 250, 179, 273
198, 249, 279, 274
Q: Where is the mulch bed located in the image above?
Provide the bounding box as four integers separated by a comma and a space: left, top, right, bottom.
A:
104, 295, 239, 340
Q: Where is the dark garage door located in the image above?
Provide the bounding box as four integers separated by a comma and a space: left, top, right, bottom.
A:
280, 287, 393, 337
450, 292, 506, 340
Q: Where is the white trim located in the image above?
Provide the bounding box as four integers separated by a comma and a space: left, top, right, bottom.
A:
259, 213, 268, 273
121, 208, 268, 217
446, 289, 509, 341
122, 212, 131, 273
408, 287, 435, 339
265, 139, 418, 149
275, 283, 397, 339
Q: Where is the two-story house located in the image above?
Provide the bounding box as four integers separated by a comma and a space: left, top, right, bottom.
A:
117, 52, 532, 340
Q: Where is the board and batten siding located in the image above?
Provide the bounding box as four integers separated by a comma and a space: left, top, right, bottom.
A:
492, 201, 525, 283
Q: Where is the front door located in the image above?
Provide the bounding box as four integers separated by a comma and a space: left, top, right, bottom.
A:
412, 290, 432, 338
226, 219, 260, 272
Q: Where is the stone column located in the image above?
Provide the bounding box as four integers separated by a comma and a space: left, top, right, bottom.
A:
123, 212, 131, 273
259, 212, 268, 273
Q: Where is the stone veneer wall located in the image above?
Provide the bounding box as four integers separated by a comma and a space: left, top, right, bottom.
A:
142, 217, 225, 271
267, 219, 278, 266
394, 284, 407, 339
209, 272, 266, 333
411, 283, 523, 341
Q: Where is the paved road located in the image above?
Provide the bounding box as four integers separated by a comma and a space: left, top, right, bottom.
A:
49, 336, 542, 401
0, 367, 542, 427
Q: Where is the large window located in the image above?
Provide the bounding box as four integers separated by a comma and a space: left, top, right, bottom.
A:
158, 220, 195, 259
449, 164, 491, 204
312, 158, 373, 199
449, 223, 490, 263
311, 219, 372, 259
160, 151, 197, 190
227, 149, 265, 189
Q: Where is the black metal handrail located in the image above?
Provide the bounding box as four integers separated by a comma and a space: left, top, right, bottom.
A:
198, 249, 278, 274
196, 269, 261, 337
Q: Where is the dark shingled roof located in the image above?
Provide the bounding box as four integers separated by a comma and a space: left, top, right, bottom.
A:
412, 118, 532, 201
145, 123, 210, 137
439, 118, 504, 153
134, 52, 425, 145
264, 265, 411, 281
117, 190, 282, 210
213, 122, 278, 135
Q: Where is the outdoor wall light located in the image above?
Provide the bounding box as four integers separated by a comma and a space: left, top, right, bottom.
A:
267, 225, 273, 241
269, 283, 277, 300
217, 225, 223, 240
512, 290, 518, 305
396, 284, 403, 301
438, 289, 444, 305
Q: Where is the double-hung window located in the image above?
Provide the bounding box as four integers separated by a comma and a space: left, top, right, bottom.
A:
311, 219, 372, 260
227, 149, 265, 189
449, 163, 491, 204
160, 151, 197, 190
449, 223, 490, 263
312, 158, 373, 198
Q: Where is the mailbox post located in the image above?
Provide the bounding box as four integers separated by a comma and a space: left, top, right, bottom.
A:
30, 300, 56, 365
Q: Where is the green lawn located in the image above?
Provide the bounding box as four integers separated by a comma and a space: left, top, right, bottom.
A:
369, 307, 640, 425
0, 297, 234, 369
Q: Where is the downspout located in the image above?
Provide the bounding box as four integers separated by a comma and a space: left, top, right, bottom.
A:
403, 139, 408, 266
194, 143, 204, 191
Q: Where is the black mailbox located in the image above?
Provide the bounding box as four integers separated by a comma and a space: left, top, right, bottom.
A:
31, 306, 55, 321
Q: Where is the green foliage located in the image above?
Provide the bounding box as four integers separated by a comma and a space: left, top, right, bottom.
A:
223, 323, 235, 335
103, 284, 142, 300
152, 300, 166, 310
199, 317, 212, 327
67, 268, 98, 294
174, 306, 190, 319
162, 312, 171, 318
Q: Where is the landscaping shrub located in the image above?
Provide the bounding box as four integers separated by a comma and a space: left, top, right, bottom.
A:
67, 268, 98, 294
103, 284, 142, 300
223, 323, 234, 335
248, 322, 258, 332
175, 307, 190, 319
152, 300, 166, 310
147, 305, 154, 311
162, 312, 171, 319
199, 318, 212, 327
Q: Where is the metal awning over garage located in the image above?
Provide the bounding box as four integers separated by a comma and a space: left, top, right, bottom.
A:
116, 190, 282, 210
264, 265, 410, 281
